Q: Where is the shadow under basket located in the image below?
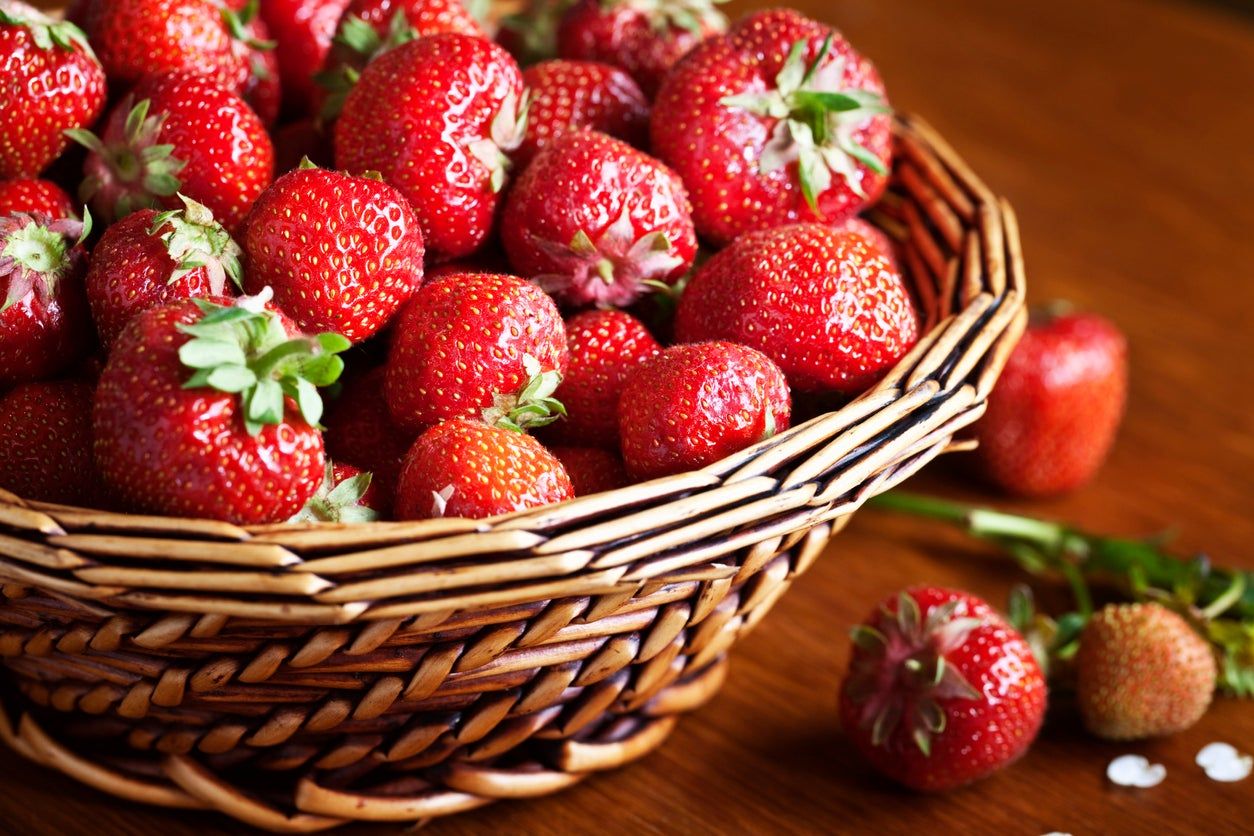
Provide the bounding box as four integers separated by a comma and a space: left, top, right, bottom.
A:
0, 115, 1026, 832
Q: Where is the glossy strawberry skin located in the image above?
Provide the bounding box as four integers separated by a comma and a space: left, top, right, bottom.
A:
548, 444, 628, 496
517, 59, 649, 165
974, 312, 1127, 497
93, 301, 326, 524
652, 9, 891, 246
242, 167, 425, 342
385, 272, 568, 433
324, 366, 412, 509
619, 341, 791, 480
0, 1, 106, 178
342, 0, 484, 42
675, 223, 919, 395
393, 418, 573, 520
334, 34, 525, 260
0, 379, 103, 506
0, 178, 74, 217
260, 0, 352, 116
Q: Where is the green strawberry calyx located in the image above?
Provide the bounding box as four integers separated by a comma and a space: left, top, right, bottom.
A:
467, 88, 532, 194
0, 2, 96, 57
176, 291, 352, 436
315, 11, 417, 120
721, 34, 890, 213
482, 354, 566, 432
221, 0, 277, 51
151, 195, 243, 295
289, 463, 378, 524
616, 0, 727, 38
0, 210, 90, 311
843, 592, 983, 756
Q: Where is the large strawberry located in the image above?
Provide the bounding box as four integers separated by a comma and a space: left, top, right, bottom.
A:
242, 164, 424, 342
86, 196, 242, 350
839, 587, 1047, 792
516, 59, 649, 165
0, 211, 90, 385
0, 178, 74, 218
557, 0, 725, 98
69, 72, 274, 231
335, 34, 526, 260
548, 444, 628, 496
619, 341, 790, 480
260, 0, 352, 116
502, 131, 696, 307
674, 223, 919, 395
0, 0, 106, 179
393, 417, 573, 520
652, 9, 891, 246
0, 379, 103, 506
289, 461, 380, 523
974, 308, 1127, 497
93, 296, 350, 523
324, 366, 411, 508
385, 271, 568, 433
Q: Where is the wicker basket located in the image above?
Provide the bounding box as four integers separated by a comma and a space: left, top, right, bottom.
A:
0, 115, 1025, 831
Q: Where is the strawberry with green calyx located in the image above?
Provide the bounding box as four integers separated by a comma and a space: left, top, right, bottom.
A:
289, 462, 379, 523
481, 355, 567, 433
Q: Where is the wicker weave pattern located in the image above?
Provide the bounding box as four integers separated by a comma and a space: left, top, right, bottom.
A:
0, 116, 1025, 830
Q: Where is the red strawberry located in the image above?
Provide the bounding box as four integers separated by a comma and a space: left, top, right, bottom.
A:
974, 308, 1127, 497
78, 0, 281, 123
556, 0, 725, 98
0, 211, 90, 385
674, 223, 919, 395
242, 163, 424, 342
839, 587, 1047, 792
385, 271, 568, 433
86, 196, 242, 350
70, 73, 275, 231
652, 9, 891, 246
0, 0, 106, 178
289, 460, 381, 522
548, 445, 628, 496
393, 417, 573, 520
0, 178, 74, 218
619, 341, 790, 480
324, 366, 411, 507
93, 296, 350, 523
502, 131, 696, 307
547, 308, 658, 448
0, 379, 103, 506
260, 0, 352, 115
516, 59, 649, 165
335, 34, 526, 259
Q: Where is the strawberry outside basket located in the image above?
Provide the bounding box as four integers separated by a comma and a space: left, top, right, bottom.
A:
0, 116, 1026, 831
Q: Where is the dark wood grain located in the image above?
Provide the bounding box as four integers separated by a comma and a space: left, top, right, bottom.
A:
6, 0, 1253, 833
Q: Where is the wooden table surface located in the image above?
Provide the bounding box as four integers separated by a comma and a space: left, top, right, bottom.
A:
7, 0, 1254, 833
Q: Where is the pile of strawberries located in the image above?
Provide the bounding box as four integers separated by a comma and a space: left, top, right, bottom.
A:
0, 0, 922, 525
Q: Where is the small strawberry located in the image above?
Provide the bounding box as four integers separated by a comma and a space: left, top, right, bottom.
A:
0, 178, 74, 218
69, 72, 275, 230
516, 59, 649, 166
1076, 603, 1216, 741
335, 34, 526, 259
674, 223, 919, 395
259, 0, 352, 116
385, 271, 568, 434
0, 379, 103, 506
839, 587, 1047, 792
974, 308, 1127, 497
0, 0, 106, 178
324, 366, 411, 507
86, 195, 243, 350
652, 9, 891, 245
0, 211, 91, 385
93, 295, 351, 523
289, 461, 380, 522
548, 444, 628, 496
241, 163, 424, 342
557, 0, 725, 98
502, 131, 696, 307
619, 341, 790, 480
393, 417, 573, 520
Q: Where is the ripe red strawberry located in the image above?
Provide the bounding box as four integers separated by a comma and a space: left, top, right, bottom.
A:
516, 59, 649, 165
78, 0, 281, 123
652, 9, 891, 246
547, 309, 658, 448
70, 73, 275, 231
393, 417, 573, 520
0, 178, 74, 218
386, 271, 568, 433
0, 0, 106, 179
675, 223, 918, 395
324, 366, 411, 508
839, 587, 1047, 792
619, 341, 790, 480
86, 196, 242, 350
974, 309, 1127, 497
0, 211, 90, 385
548, 445, 628, 496
502, 131, 696, 307
242, 164, 424, 342
557, 0, 725, 98
93, 296, 351, 523
0, 379, 103, 506
260, 0, 352, 115
1075, 603, 1216, 741
289, 461, 380, 522
335, 34, 526, 259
